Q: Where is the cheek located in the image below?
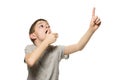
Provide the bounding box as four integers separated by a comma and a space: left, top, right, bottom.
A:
37, 31, 46, 40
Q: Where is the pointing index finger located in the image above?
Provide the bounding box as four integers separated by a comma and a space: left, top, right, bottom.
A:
92, 7, 95, 17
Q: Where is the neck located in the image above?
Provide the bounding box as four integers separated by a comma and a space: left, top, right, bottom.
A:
34, 39, 42, 47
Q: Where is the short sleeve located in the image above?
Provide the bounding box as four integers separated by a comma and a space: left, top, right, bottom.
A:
58, 45, 69, 61
24, 44, 36, 54
24, 44, 36, 63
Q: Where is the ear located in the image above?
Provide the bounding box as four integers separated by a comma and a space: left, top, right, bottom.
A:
29, 33, 37, 40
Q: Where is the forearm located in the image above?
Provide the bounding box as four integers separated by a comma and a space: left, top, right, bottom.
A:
64, 27, 95, 55
77, 28, 95, 50
77, 7, 101, 50
25, 40, 49, 67
64, 8, 101, 55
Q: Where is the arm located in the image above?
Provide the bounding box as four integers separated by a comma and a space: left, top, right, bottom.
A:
25, 33, 58, 67
64, 8, 101, 55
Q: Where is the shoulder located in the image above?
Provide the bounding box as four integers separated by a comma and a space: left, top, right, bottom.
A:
25, 44, 36, 48
51, 45, 69, 60
24, 44, 36, 54
48, 45, 64, 51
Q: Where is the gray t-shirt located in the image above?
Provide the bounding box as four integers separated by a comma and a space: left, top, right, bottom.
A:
24, 44, 69, 80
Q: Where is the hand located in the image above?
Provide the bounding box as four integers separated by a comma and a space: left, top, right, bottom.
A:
44, 31, 58, 45
89, 7, 101, 32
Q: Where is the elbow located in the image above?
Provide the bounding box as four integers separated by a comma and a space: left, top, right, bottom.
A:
76, 42, 86, 51
78, 45, 85, 51
79, 48, 83, 51
25, 58, 35, 67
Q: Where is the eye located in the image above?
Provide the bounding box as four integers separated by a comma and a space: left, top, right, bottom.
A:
39, 25, 44, 28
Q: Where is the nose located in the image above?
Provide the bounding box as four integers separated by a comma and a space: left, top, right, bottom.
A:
45, 26, 50, 31
45, 25, 50, 28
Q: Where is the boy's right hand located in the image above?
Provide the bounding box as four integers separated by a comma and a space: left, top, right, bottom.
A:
44, 31, 58, 45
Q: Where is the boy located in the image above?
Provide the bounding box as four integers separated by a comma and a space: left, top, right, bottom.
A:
24, 8, 101, 80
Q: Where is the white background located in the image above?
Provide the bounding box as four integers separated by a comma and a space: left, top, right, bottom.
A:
0, 0, 120, 80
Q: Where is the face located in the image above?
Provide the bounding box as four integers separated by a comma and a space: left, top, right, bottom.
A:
32, 21, 51, 42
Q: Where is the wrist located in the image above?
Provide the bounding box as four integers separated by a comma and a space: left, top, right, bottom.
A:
88, 27, 95, 33
43, 39, 50, 46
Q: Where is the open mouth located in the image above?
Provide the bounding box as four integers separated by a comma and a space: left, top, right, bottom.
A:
45, 30, 48, 34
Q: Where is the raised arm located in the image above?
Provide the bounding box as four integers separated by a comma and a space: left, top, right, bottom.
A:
64, 8, 101, 55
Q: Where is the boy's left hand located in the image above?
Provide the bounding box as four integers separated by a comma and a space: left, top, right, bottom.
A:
89, 7, 101, 32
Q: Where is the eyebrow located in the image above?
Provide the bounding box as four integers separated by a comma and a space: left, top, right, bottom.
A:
37, 21, 48, 25
36, 23, 50, 28
37, 22, 43, 25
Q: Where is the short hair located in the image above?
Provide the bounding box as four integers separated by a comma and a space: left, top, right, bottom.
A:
29, 18, 47, 43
